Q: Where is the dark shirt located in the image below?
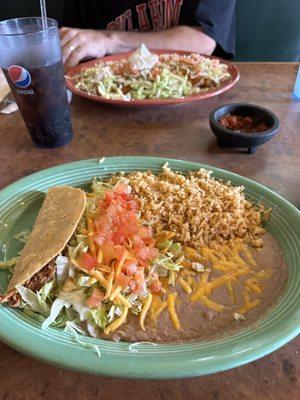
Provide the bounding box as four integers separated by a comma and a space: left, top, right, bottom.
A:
63, 0, 236, 58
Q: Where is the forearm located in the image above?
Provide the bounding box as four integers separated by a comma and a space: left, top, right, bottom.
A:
106, 26, 216, 55
60, 25, 216, 70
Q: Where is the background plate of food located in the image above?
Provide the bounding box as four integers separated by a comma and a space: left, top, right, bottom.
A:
66, 45, 240, 106
0, 157, 299, 378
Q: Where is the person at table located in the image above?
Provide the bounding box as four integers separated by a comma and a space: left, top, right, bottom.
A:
61, 0, 236, 70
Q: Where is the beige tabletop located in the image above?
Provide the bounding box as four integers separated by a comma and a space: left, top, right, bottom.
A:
0, 62, 299, 400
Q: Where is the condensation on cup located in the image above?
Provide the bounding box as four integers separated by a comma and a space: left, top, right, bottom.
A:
0, 17, 73, 148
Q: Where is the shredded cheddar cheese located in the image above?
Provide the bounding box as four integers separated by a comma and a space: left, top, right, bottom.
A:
169, 270, 175, 286
104, 307, 129, 334
167, 293, 181, 330
92, 269, 108, 287
243, 246, 257, 265
200, 295, 224, 312
87, 217, 97, 257
109, 285, 122, 301
153, 302, 167, 322
103, 266, 115, 299
191, 268, 249, 302
238, 299, 260, 314
92, 271, 131, 308
178, 277, 192, 294
183, 246, 201, 261
97, 248, 103, 264
245, 279, 262, 294
95, 264, 111, 273
200, 270, 210, 285
237, 288, 261, 314
226, 280, 236, 303
150, 295, 167, 324
181, 260, 192, 269
140, 293, 153, 330
115, 249, 128, 276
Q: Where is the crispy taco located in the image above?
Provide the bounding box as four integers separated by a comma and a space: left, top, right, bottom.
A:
0, 186, 86, 306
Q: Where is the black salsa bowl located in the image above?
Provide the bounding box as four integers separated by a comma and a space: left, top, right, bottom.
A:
209, 103, 280, 154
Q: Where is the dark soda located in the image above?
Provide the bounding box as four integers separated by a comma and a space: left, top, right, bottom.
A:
3, 60, 73, 148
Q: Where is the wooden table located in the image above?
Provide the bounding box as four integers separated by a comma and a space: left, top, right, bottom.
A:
0, 63, 299, 399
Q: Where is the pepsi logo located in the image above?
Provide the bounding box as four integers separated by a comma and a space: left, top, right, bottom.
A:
8, 65, 31, 88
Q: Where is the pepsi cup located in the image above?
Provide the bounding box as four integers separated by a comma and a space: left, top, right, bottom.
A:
0, 18, 73, 148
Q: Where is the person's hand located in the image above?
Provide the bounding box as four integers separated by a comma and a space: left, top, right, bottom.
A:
60, 27, 110, 70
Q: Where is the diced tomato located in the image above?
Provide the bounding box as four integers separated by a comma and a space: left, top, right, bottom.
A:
149, 280, 163, 294
134, 270, 145, 285
88, 184, 159, 283
129, 280, 138, 292
137, 226, 152, 241
112, 229, 126, 245
147, 238, 156, 248
124, 259, 138, 276
115, 272, 130, 288
81, 252, 97, 270
115, 245, 126, 261
135, 245, 150, 260
99, 243, 116, 264
94, 232, 106, 246
86, 288, 104, 308
149, 247, 159, 259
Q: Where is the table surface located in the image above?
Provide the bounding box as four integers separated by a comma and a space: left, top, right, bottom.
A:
0, 63, 299, 400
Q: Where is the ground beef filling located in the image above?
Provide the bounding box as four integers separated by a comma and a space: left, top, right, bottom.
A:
0, 261, 56, 307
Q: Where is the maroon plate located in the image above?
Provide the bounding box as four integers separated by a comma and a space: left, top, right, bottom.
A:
66, 50, 240, 107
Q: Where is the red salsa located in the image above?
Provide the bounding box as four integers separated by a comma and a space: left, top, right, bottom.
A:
218, 114, 269, 133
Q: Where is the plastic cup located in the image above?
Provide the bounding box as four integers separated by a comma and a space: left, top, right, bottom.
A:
0, 17, 73, 148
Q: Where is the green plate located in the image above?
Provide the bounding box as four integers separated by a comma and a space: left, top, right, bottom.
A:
0, 157, 299, 379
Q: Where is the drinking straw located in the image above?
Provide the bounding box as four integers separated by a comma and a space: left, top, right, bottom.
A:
40, 0, 48, 30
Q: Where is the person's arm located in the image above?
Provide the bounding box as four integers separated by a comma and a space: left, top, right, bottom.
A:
61, 26, 216, 70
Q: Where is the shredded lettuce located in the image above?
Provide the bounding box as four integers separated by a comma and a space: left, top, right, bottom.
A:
90, 306, 108, 329
128, 342, 158, 353
42, 298, 66, 328
64, 323, 101, 358
67, 241, 87, 260
14, 229, 31, 243
39, 280, 55, 301
157, 240, 173, 250
23, 308, 46, 322
0, 257, 19, 270
17, 285, 50, 316
154, 254, 182, 271
127, 295, 143, 315
65, 320, 87, 336
107, 305, 116, 323
42, 289, 89, 329
86, 320, 100, 338
51, 308, 69, 328
55, 255, 70, 283
91, 180, 113, 197
76, 275, 97, 287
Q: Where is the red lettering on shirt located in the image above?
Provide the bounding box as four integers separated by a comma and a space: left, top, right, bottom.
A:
106, 1, 183, 32
148, 0, 164, 31
115, 9, 133, 31
163, 0, 183, 28
136, 3, 152, 32
107, 21, 117, 30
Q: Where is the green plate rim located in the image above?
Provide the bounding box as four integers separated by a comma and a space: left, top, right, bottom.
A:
0, 156, 299, 379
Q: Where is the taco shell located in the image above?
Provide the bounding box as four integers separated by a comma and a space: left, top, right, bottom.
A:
7, 186, 86, 293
